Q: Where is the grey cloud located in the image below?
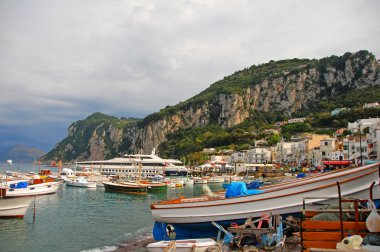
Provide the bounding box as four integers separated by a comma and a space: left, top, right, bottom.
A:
0, 0, 379, 151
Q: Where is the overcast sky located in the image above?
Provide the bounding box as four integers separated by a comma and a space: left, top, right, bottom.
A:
0, 0, 379, 153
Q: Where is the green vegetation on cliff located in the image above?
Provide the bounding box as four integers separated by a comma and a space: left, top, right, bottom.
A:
140, 50, 377, 127
43, 113, 141, 161
159, 86, 380, 161
44, 50, 380, 163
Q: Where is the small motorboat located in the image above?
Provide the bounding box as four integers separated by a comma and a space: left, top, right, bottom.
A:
146, 238, 217, 252
65, 176, 97, 188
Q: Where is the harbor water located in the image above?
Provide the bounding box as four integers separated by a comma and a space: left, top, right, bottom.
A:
0, 163, 224, 252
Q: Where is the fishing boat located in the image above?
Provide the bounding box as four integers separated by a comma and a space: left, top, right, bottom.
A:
65, 176, 97, 188
151, 163, 380, 240
140, 180, 167, 191
0, 188, 33, 218
146, 238, 217, 252
102, 181, 148, 194
5, 180, 61, 197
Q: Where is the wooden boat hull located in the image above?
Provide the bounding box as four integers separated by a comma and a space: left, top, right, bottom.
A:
151, 163, 380, 240
102, 181, 147, 194
147, 238, 216, 252
5, 181, 61, 197
0, 197, 33, 218
147, 184, 167, 191
140, 180, 167, 191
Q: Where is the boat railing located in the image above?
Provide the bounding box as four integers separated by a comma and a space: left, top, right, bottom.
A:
300, 181, 376, 251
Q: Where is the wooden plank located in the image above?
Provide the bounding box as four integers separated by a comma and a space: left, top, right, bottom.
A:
303, 210, 371, 218
303, 211, 320, 218
303, 241, 337, 249
302, 231, 343, 241
302, 221, 367, 230
302, 232, 368, 241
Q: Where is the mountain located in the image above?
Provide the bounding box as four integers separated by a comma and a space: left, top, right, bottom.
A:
42, 50, 380, 162
0, 145, 45, 163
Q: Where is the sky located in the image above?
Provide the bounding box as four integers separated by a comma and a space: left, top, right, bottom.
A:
0, 0, 379, 153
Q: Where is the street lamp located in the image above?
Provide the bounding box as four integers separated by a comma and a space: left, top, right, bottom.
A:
346, 135, 350, 163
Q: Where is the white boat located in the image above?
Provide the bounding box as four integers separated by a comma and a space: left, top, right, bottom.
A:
182, 177, 194, 186
0, 189, 33, 218
65, 176, 97, 188
193, 177, 208, 184
150, 163, 380, 240
146, 238, 216, 252
60, 168, 75, 180
76, 150, 189, 177
207, 176, 225, 183
5, 181, 61, 197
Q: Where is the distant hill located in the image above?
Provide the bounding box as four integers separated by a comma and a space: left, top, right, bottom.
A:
0, 145, 45, 163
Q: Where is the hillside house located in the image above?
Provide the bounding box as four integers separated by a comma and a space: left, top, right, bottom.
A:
363, 102, 380, 109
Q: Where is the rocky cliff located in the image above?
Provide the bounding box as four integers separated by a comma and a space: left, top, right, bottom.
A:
43, 51, 380, 161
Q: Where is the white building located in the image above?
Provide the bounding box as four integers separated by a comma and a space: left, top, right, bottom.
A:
245, 148, 271, 164
347, 118, 380, 133
363, 102, 380, 109
320, 138, 336, 161
288, 117, 306, 124
274, 141, 293, 164
230, 152, 245, 164
342, 138, 356, 162
367, 122, 380, 160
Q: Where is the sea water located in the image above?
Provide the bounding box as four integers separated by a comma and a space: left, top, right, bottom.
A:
0, 163, 223, 252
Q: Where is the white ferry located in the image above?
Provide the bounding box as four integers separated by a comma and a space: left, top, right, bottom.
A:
76, 151, 189, 177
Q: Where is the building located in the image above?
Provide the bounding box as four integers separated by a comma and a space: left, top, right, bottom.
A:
230, 152, 245, 164
288, 117, 306, 124
304, 133, 330, 165
320, 138, 336, 161
347, 118, 380, 133
363, 102, 380, 109
202, 148, 216, 153
245, 148, 271, 164
342, 137, 356, 162
366, 123, 380, 160
274, 141, 294, 164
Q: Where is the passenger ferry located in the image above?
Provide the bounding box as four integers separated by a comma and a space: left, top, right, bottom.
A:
76, 151, 189, 177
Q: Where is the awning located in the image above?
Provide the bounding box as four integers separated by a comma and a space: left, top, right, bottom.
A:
322, 160, 351, 165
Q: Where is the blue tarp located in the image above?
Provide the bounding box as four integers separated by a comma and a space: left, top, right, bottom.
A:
10, 181, 28, 189
296, 173, 306, 178
246, 180, 261, 189
225, 182, 264, 198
